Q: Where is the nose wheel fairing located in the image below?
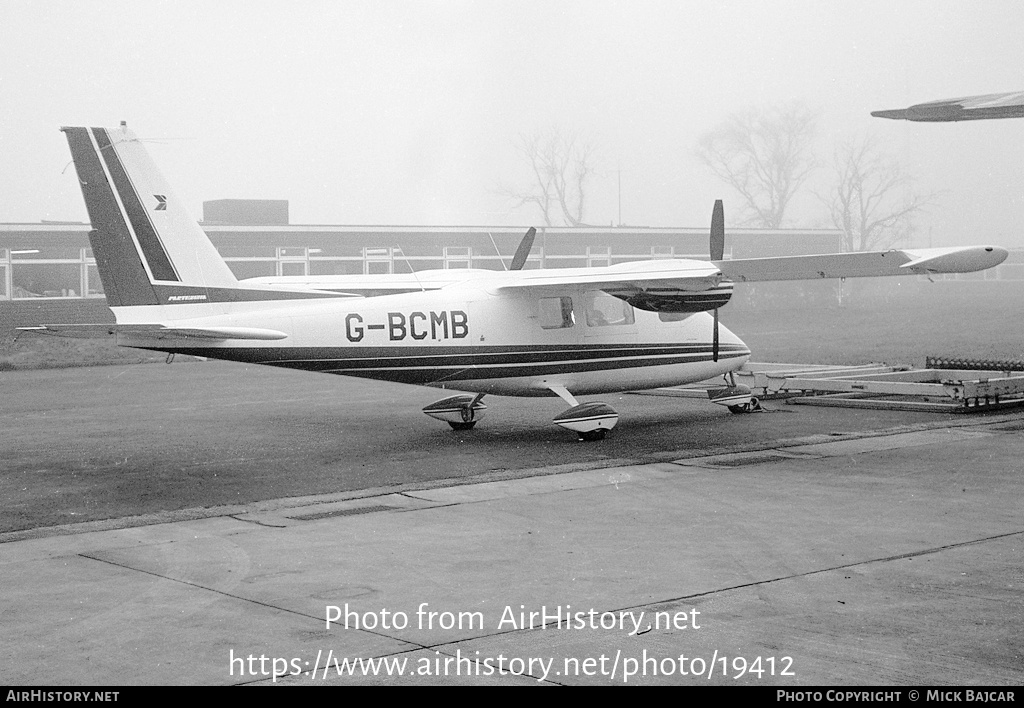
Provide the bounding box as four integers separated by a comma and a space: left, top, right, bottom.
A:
707, 372, 760, 414
552, 402, 619, 440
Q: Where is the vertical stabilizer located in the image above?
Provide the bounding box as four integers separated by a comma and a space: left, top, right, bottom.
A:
61, 125, 239, 307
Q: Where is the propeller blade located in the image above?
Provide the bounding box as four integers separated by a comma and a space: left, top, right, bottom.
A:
710, 200, 724, 261
509, 227, 537, 270
713, 307, 720, 362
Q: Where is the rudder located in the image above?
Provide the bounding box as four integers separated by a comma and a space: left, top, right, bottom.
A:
62, 125, 239, 307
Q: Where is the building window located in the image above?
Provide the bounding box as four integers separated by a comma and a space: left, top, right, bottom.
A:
12, 263, 83, 298
363, 247, 394, 275
276, 247, 308, 276
587, 246, 611, 268
86, 264, 104, 297
444, 246, 472, 269
538, 297, 575, 329
225, 260, 277, 279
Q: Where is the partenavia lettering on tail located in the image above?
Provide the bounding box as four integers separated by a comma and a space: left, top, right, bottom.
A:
24, 124, 1008, 439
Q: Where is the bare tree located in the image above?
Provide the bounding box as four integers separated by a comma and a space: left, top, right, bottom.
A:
695, 104, 817, 228
502, 128, 595, 226
823, 137, 933, 252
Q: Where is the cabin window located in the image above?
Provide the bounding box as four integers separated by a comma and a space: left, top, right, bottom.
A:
585, 291, 634, 327
658, 312, 692, 322
538, 297, 575, 329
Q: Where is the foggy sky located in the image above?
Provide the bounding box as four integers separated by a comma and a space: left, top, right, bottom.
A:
2, 0, 1024, 248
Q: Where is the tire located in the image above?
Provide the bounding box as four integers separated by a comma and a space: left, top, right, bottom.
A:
728, 397, 760, 414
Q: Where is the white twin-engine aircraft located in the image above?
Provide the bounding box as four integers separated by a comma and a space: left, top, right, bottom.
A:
32, 125, 1008, 440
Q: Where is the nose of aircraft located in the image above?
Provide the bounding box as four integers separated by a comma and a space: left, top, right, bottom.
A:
716, 318, 751, 361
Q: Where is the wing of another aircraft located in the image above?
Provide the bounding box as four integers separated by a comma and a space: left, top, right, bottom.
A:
872, 91, 1024, 122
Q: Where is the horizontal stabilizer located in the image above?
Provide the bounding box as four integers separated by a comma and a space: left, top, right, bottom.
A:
20, 324, 288, 341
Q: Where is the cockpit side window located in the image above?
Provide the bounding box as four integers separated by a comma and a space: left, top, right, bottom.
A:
585, 291, 635, 327
538, 296, 575, 329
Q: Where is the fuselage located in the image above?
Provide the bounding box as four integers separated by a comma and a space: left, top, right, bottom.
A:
116, 282, 751, 398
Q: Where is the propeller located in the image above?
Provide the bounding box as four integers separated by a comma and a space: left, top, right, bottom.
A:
509, 227, 537, 271
710, 199, 724, 261
710, 200, 724, 361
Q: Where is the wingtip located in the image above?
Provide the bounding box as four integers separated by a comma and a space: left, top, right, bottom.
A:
870, 109, 907, 120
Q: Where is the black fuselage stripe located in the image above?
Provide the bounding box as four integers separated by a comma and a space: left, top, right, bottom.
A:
322, 353, 744, 375
92, 128, 179, 282
264, 344, 749, 367
154, 346, 748, 382
301, 352, 747, 382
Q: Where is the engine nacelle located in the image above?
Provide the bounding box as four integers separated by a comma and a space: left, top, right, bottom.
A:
606, 282, 733, 313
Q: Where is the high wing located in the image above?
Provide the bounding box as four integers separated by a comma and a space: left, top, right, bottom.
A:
20, 324, 289, 340
495, 259, 723, 289
492, 244, 1006, 313
872, 91, 1024, 122
714, 245, 1008, 282
494, 260, 729, 313
242, 227, 540, 296
241, 269, 477, 296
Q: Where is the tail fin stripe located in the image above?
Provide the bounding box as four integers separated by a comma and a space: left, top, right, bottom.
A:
91, 128, 180, 283
61, 127, 158, 307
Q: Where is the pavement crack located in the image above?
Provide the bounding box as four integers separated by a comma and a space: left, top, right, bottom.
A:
227, 514, 287, 528
610, 527, 1024, 616
74, 551, 432, 655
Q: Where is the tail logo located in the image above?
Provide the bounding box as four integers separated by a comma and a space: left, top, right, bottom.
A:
154, 194, 167, 211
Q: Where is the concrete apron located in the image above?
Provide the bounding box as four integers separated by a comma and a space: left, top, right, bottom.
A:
1, 421, 1022, 686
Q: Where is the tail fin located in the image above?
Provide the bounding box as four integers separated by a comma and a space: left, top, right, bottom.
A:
62, 125, 239, 307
